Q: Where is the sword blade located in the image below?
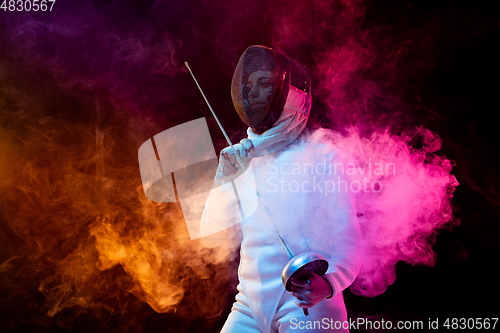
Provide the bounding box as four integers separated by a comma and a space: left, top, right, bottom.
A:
184, 61, 295, 259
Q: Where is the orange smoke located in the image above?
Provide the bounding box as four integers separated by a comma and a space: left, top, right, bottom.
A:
0, 87, 238, 330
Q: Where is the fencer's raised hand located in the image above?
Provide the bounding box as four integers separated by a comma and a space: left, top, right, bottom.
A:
290, 271, 334, 309
215, 139, 253, 180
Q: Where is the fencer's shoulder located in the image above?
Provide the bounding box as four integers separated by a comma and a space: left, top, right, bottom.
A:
306, 127, 344, 148
284, 128, 343, 160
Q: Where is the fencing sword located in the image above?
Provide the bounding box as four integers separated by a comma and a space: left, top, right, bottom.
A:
184, 61, 295, 260
184, 61, 328, 316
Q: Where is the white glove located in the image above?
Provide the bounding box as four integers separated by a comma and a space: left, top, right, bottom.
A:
215, 139, 253, 180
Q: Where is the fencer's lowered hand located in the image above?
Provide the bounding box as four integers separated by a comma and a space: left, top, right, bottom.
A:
290, 271, 333, 309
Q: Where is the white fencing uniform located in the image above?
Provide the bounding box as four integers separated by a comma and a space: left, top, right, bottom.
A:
206, 87, 364, 333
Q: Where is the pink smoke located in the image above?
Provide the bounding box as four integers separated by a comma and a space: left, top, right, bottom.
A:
261, 0, 461, 297
324, 127, 459, 297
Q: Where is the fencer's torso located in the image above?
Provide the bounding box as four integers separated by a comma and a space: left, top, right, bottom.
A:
235, 140, 362, 332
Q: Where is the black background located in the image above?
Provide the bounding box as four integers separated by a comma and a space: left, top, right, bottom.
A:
1, 0, 499, 332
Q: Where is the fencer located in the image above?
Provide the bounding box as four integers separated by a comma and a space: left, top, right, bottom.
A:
202, 45, 364, 333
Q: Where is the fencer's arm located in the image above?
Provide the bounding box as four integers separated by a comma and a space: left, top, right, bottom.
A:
200, 220, 241, 249
199, 189, 242, 248
199, 147, 246, 249
322, 232, 363, 298
322, 191, 364, 299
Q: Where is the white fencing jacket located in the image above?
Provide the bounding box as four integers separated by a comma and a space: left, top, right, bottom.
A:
235, 138, 363, 332
202, 87, 364, 333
